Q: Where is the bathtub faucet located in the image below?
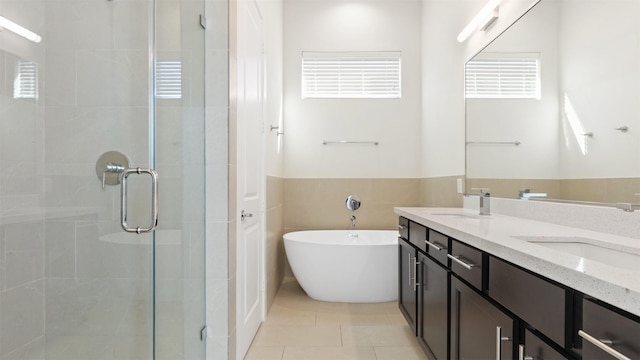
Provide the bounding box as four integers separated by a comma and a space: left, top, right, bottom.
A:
350, 215, 357, 228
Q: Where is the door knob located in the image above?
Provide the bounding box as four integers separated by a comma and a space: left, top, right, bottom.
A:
241, 210, 253, 221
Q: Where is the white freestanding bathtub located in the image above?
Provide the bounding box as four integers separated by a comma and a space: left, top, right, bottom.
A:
283, 230, 398, 303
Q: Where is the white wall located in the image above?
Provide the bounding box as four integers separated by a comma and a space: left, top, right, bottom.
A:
421, 1, 467, 178
283, 0, 422, 179
260, 0, 285, 177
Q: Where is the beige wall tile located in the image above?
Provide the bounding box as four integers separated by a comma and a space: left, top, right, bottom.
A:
466, 178, 561, 200
464, 177, 640, 203
283, 178, 421, 231
420, 176, 464, 207
265, 176, 285, 312
560, 178, 640, 203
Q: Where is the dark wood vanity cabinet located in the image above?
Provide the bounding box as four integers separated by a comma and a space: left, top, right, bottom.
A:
399, 231, 418, 334
397, 216, 639, 360
418, 252, 449, 360
451, 276, 514, 360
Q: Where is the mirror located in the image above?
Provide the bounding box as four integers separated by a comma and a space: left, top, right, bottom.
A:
465, 0, 640, 204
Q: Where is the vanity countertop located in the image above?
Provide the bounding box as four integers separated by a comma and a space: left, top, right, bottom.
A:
394, 207, 640, 317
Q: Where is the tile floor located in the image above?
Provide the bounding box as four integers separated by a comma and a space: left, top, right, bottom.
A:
244, 278, 429, 360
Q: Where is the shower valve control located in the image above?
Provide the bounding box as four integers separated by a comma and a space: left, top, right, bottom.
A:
96, 151, 131, 189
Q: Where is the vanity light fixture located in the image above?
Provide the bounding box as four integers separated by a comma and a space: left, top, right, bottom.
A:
478, 7, 499, 32
0, 16, 42, 43
457, 0, 502, 43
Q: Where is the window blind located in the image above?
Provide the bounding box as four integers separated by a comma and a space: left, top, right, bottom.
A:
302, 51, 401, 99
155, 60, 182, 99
14, 61, 38, 99
465, 55, 540, 99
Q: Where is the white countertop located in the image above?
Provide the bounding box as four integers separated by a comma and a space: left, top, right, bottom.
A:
394, 207, 640, 317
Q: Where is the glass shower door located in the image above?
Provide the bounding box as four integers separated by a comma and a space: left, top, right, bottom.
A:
0, 0, 206, 359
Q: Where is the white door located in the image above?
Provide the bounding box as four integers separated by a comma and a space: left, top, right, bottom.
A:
236, 0, 265, 359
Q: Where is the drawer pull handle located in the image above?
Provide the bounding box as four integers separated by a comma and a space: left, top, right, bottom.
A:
518, 344, 537, 360
409, 255, 420, 291
447, 254, 476, 270
578, 330, 631, 360
496, 326, 512, 360
425, 240, 445, 251
414, 260, 421, 291
408, 253, 412, 288
398, 224, 407, 230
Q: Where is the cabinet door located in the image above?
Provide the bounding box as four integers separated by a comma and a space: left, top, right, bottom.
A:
419, 253, 449, 360
451, 277, 513, 360
399, 240, 418, 334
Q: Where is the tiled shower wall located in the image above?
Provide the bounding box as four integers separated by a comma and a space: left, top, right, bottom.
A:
1, 0, 208, 358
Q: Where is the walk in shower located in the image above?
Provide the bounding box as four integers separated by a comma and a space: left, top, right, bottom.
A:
0, 0, 206, 358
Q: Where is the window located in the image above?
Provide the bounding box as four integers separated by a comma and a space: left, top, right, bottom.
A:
301, 51, 401, 99
155, 60, 182, 99
465, 53, 540, 99
14, 61, 38, 99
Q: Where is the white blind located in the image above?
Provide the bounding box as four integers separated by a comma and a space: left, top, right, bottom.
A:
465, 55, 540, 99
302, 51, 401, 99
14, 61, 38, 99
155, 60, 182, 99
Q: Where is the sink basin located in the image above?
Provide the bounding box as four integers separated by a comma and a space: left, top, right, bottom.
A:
513, 236, 640, 271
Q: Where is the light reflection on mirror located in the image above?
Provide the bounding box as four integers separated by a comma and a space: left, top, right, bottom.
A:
562, 94, 588, 156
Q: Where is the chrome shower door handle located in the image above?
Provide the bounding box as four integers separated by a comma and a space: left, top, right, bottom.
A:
121, 167, 159, 234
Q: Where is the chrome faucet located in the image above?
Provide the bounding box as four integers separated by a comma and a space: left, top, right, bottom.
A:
615, 203, 640, 212
467, 189, 491, 215
519, 188, 548, 200
615, 194, 640, 212
478, 192, 491, 215
350, 215, 357, 228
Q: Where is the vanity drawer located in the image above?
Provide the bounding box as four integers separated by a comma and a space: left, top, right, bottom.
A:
489, 256, 566, 346
409, 221, 427, 252
580, 297, 640, 359
426, 229, 449, 266
449, 239, 483, 290
398, 217, 409, 241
